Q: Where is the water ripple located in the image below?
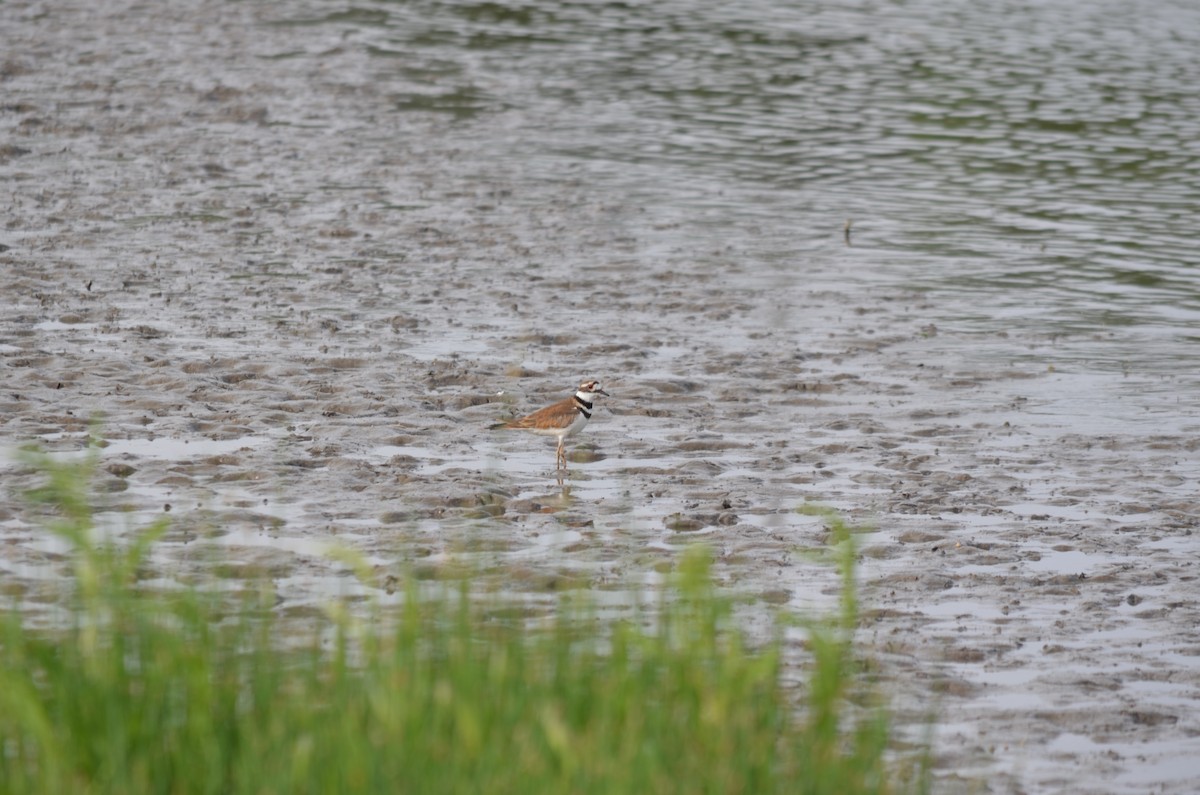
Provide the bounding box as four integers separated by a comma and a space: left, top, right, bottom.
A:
268, 0, 1200, 365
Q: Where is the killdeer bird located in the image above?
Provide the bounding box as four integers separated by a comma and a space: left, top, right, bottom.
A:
493, 380, 610, 471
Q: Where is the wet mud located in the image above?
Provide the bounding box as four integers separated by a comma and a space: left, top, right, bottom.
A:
3, 2, 1200, 792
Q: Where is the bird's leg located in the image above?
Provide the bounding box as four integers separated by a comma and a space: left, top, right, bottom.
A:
556, 440, 566, 470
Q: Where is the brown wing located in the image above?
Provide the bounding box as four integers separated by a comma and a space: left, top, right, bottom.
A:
503, 397, 577, 431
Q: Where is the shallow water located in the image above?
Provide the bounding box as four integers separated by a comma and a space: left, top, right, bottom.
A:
4, 0, 1200, 791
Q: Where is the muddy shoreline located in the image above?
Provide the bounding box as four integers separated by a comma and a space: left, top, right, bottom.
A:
4, 1, 1200, 792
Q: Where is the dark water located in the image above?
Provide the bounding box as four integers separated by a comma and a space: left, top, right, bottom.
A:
360, 0, 1200, 316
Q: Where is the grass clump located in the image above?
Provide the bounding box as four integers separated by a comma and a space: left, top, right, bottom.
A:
1, 446, 926, 794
